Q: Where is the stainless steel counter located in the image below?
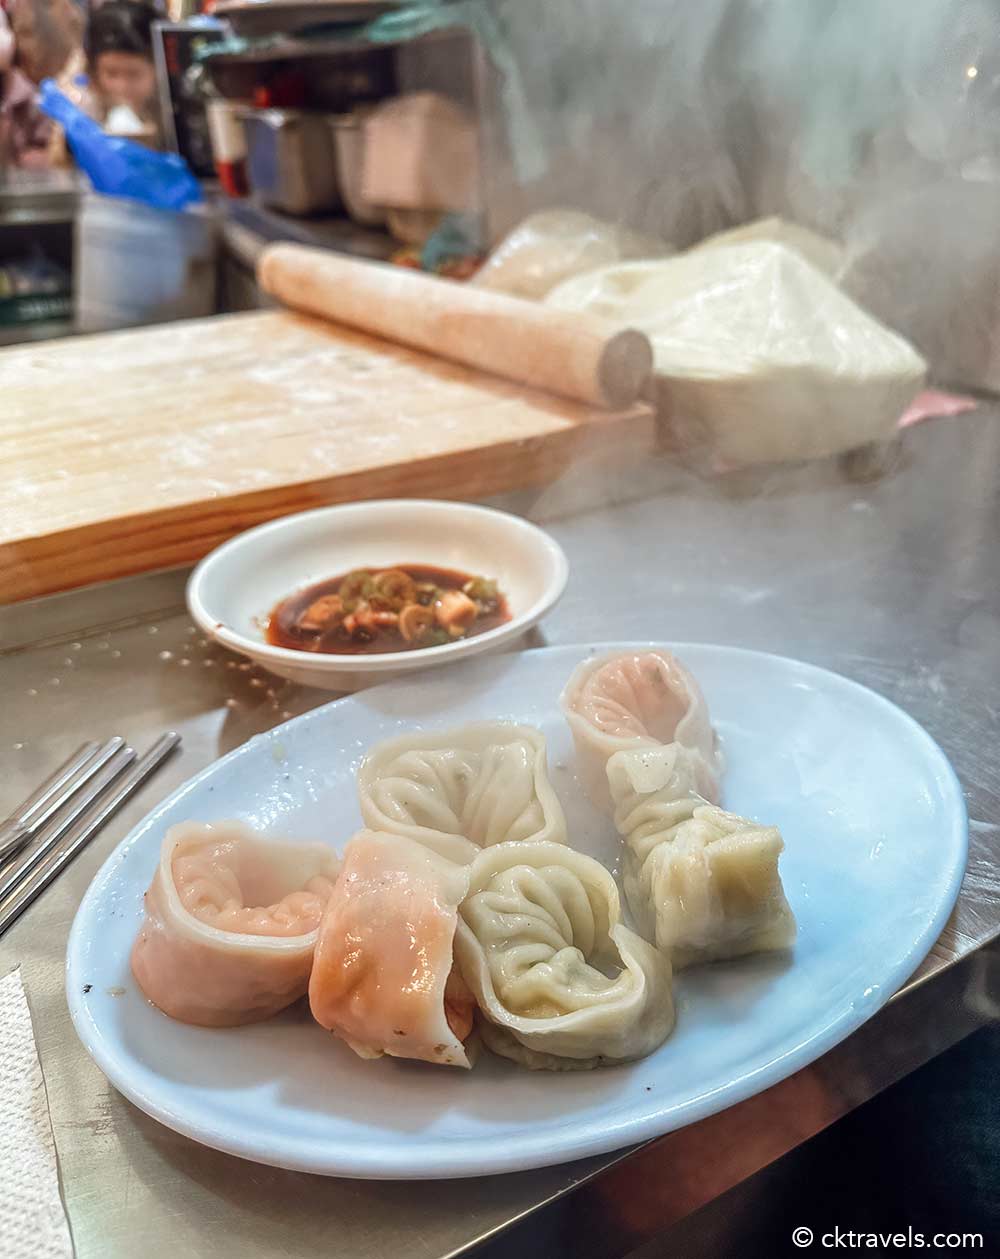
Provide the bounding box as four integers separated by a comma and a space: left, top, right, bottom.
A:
1, 408, 998, 1259
0, 168, 80, 227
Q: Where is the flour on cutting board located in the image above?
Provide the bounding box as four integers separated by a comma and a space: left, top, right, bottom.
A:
0, 309, 654, 600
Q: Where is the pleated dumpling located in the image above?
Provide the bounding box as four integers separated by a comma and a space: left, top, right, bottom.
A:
309, 830, 475, 1068
131, 821, 340, 1027
357, 723, 567, 861
453, 841, 674, 1070
560, 649, 723, 812
608, 745, 796, 968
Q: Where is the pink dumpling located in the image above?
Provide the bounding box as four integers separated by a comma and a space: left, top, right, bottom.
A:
309, 830, 474, 1068
131, 820, 340, 1027
560, 649, 723, 813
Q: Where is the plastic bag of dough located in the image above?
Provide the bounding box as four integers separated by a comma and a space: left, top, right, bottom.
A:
472, 209, 667, 301
690, 216, 845, 279
545, 240, 927, 467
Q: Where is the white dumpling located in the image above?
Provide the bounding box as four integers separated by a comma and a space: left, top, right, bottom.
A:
608, 745, 796, 968
560, 649, 722, 812
453, 840, 674, 1069
608, 739, 710, 863
131, 821, 340, 1027
308, 830, 475, 1068
357, 722, 567, 861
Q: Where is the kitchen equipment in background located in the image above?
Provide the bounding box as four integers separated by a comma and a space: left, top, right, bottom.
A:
75, 193, 217, 334
166, 0, 200, 17
213, 0, 397, 40
0, 251, 72, 332
0, 170, 77, 347
326, 110, 386, 225
207, 99, 250, 197
241, 109, 341, 215
152, 20, 228, 177
197, 27, 508, 244
199, 33, 395, 112
385, 207, 442, 245
361, 92, 480, 218
303, 45, 397, 111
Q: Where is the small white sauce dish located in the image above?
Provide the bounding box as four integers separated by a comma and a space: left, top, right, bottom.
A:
186, 499, 569, 691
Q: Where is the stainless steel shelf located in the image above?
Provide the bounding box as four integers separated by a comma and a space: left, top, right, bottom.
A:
0, 206, 76, 227
220, 196, 395, 262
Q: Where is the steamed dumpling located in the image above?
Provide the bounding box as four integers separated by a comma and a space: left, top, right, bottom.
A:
560, 649, 722, 812
454, 841, 674, 1069
637, 811, 796, 968
357, 723, 567, 860
608, 745, 796, 968
308, 830, 475, 1068
131, 821, 340, 1027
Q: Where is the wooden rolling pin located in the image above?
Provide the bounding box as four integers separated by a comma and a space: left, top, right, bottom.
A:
257, 243, 653, 409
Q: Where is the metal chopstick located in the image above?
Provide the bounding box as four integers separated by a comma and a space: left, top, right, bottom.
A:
0, 741, 99, 862
0, 743, 137, 905
0, 737, 126, 864
5, 741, 99, 820
0, 733, 181, 940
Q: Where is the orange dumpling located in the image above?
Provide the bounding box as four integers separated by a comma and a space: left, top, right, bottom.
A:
131, 820, 340, 1027
308, 830, 475, 1068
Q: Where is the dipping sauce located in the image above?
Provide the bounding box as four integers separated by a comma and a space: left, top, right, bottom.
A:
267, 565, 511, 655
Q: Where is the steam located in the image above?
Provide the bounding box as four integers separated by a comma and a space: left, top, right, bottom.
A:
487, 0, 1000, 388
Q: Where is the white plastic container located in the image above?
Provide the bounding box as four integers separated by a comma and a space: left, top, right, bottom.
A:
326, 110, 386, 226
360, 92, 479, 213
75, 193, 217, 334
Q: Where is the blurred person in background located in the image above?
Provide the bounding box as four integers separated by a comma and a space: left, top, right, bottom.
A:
9, 0, 81, 81
81, 0, 160, 141
0, 5, 47, 167
1, 0, 82, 166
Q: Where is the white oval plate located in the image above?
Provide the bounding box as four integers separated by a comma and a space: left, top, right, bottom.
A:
66, 644, 967, 1179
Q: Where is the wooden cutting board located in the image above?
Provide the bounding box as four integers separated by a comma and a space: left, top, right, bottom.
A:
0, 309, 655, 604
